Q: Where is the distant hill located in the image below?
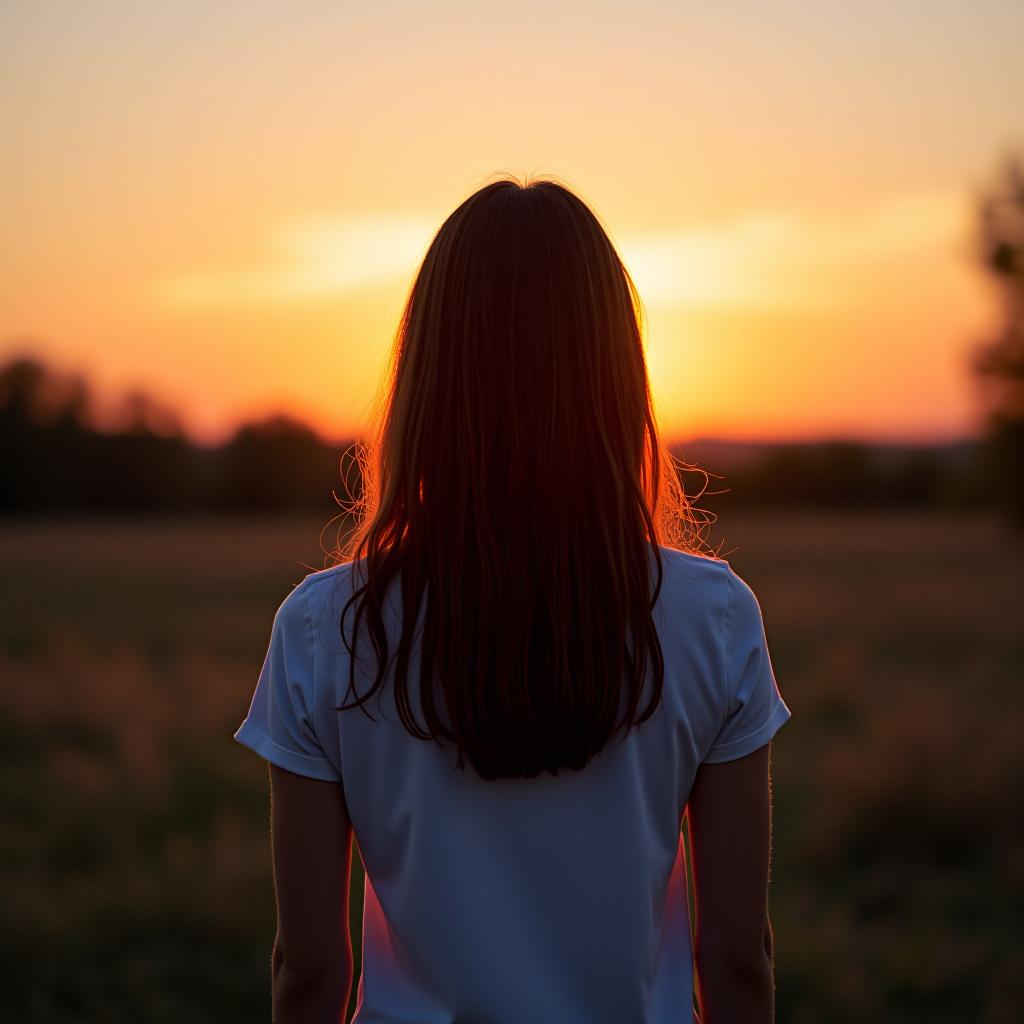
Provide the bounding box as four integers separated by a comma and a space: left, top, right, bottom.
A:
668, 436, 988, 509
671, 435, 981, 473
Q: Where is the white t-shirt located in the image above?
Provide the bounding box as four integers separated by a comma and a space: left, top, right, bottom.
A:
234, 544, 792, 1023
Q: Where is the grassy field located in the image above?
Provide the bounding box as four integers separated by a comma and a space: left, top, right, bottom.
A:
0, 511, 1021, 1022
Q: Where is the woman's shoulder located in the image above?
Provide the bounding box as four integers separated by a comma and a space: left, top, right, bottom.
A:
656, 543, 730, 581
301, 559, 358, 590
657, 543, 761, 592
655, 544, 760, 634
295, 559, 394, 649
258, 563, 357, 647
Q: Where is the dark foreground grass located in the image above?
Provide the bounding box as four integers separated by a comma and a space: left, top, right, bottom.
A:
0, 511, 1021, 1022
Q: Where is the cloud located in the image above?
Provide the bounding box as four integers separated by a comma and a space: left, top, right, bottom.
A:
621, 189, 970, 311
154, 190, 969, 313
154, 214, 438, 309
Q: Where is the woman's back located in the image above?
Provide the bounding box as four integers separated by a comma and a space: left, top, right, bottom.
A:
235, 543, 791, 1022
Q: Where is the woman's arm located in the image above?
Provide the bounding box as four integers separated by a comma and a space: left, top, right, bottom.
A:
269, 763, 354, 1023
687, 742, 777, 1023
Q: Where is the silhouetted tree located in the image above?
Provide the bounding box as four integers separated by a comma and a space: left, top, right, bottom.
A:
217, 413, 341, 513
0, 353, 95, 511
970, 151, 1024, 528
0, 352, 197, 514
0, 352, 92, 429
105, 387, 185, 437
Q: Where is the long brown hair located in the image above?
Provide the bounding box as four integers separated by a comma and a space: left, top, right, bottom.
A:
330, 174, 711, 780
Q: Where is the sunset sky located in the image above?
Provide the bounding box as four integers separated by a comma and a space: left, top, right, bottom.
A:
3, 2, 1022, 446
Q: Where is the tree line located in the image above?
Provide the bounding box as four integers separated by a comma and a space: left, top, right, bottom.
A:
0, 351, 1002, 521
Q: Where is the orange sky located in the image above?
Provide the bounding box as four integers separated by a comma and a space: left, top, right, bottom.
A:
3, 3, 1022, 445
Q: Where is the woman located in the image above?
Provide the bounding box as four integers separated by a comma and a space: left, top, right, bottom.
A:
234, 175, 792, 1023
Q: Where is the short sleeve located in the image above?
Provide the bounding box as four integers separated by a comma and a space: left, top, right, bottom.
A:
703, 567, 792, 763
233, 578, 342, 782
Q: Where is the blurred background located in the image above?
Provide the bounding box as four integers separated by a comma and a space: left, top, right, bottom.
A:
3, 2, 1023, 1021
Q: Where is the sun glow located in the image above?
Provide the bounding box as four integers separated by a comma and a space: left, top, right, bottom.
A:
4, 2, 1016, 444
